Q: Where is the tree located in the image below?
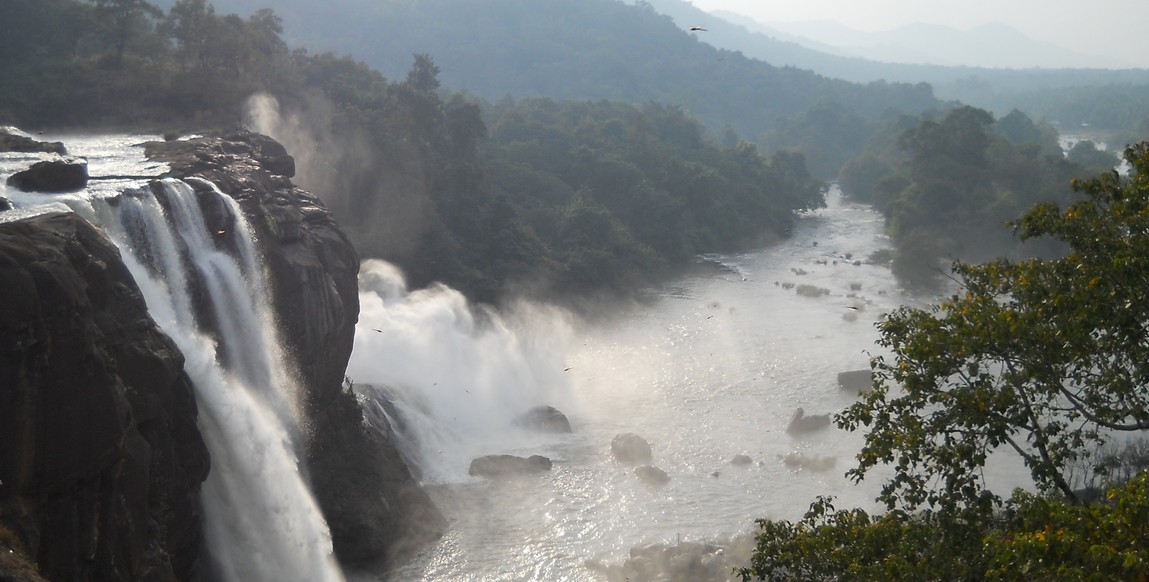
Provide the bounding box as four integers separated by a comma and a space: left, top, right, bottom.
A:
89, 0, 162, 67
841, 142, 1149, 516
740, 143, 1149, 581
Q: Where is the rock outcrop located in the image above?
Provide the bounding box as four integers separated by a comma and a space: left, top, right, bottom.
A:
0, 211, 210, 581
6, 158, 89, 193
147, 130, 444, 571
0, 127, 66, 155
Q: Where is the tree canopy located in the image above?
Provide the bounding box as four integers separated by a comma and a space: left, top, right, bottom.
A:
837, 106, 1119, 289
741, 143, 1149, 580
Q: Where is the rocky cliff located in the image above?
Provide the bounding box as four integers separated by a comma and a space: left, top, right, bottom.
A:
146, 130, 445, 571
0, 211, 210, 581
1, 130, 443, 579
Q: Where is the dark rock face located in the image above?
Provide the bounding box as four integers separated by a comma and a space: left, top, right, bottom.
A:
514, 405, 573, 433
148, 131, 357, 411
148, 130, 443, 572
469, 455, 553, 478
611, 433, 653, 465
0, 212, 210, 581
6, 158, 88, 193
0, 128, 67, 155
306, 390, 445, 569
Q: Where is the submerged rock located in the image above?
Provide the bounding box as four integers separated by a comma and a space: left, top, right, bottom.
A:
612, 432, 653, 465
469, 454, 553, 477
514, 404, 572, 433
730, 454, 753, 467
781, 452, 837, 472
634, 465, 670, 487
786, 407, 831, 434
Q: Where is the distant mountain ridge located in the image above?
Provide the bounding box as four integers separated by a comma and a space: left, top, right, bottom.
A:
195, 0, 940, 145
757, 20, 1130, 70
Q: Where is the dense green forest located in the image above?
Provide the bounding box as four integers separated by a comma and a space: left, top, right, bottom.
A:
837, 105, 1119, 289
165, 0, 943, 179
0, 0, 824, 305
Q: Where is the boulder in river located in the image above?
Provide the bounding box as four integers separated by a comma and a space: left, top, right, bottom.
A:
634, 465, 670, 487
514, 405, 572, 433
611, 433, 653, 465
6, 157, 88, 193
730, 454, 753, 467
786, 407, 831, 435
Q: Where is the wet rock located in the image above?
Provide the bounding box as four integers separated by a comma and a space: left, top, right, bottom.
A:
514, 405, 572, 433
0, 127, 66, 154
786, 407, 831, 434
634, 465, 670, 487
0, 212, 209, 581
149, 131, 441, 571
6, 157, 88, 192
0, 196, 11, 211
469, 454, 553, 477
781, 452, 837, 472
612, 432, 653, 464
730, 454, 753, 467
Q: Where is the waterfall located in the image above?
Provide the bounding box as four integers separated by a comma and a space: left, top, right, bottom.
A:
94, 178, 343, 581
346, 259, 576, 483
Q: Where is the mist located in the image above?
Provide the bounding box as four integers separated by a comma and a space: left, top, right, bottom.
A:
345, 259, 579, 482
244, 92, 431, 260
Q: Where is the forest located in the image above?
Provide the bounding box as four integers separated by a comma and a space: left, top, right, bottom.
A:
1, 0, 825, 304
837, 106, 1119, 289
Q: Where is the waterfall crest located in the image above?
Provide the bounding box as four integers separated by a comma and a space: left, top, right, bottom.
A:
96, 178, 343, 581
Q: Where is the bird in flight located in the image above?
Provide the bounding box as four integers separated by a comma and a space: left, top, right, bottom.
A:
690, 25, 707, 31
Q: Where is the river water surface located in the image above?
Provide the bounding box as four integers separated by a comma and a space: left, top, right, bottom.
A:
349, 187, 952, 581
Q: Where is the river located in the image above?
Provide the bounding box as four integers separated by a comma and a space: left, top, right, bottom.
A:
348, 186, 943, 581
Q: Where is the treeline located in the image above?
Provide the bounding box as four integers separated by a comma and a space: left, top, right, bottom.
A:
178, 0, 943, 180
837, 105, 1120, 288
1, 0, 825, 304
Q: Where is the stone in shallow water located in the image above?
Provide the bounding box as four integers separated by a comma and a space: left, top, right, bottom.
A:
634, 465, 670, 486
514, 404, 572, 433
6, 157, 88, 193
611, 432, 652, 464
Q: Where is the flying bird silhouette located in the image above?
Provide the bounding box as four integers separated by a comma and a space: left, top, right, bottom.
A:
690, 25, 707, 31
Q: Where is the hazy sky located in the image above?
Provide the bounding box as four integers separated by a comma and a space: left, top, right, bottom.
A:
689, 0, 1149, 68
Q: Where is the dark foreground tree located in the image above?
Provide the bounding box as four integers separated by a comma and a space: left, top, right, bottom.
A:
741, 142, 1149, 580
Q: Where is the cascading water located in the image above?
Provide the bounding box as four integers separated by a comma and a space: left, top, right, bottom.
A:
2, 136, 343, 582
348, 259, 577, 484
96, 179, 343, 581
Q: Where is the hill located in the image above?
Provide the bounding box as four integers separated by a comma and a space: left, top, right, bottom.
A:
644, 0, 1149, 130
188, 0, 940, 155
